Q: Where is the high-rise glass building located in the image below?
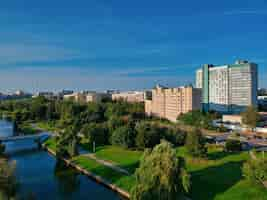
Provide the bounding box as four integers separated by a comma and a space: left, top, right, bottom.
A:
196, 60, 258, 114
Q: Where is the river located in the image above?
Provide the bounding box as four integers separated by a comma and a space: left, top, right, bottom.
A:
0, 120, 121, 200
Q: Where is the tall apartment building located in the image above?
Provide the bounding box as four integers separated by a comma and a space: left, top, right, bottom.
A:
196, 60, 258, 113
145, 85, 202, 122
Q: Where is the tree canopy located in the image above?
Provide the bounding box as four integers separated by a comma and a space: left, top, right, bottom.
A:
131, 141, 190, 200
185, 128, 207, 157
242, 152, 267, 186
241, 106, 260, 129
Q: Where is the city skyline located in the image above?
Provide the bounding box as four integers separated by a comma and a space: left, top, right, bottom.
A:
0, 0, 267, 92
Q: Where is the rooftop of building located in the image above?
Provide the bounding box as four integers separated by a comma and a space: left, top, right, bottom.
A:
197, 60, 257, 71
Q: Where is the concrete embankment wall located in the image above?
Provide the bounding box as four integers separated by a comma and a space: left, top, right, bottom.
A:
44, 146, 130, 199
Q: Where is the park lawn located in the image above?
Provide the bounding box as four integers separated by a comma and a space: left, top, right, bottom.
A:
44, 138, 57, 152
19, 121, 41, 135
36, 121, 59, 132
72, 155, 136, 192
94, 145, 142, 174
176, 146, 267, 200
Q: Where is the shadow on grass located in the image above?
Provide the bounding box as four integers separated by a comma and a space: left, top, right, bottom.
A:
122, 161, 139, 174
207, 151, 239, 160
190, 161, 244, 200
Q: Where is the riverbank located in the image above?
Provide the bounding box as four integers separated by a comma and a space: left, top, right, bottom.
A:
43, 142, 131, 199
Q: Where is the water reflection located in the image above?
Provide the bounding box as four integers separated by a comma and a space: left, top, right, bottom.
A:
0, 120, 120, 200
54, 160, 80, 196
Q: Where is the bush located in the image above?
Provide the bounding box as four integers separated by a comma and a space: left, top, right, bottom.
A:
225, 140, 242, 152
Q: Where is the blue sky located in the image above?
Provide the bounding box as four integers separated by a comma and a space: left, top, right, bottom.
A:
0, 0, 266, 92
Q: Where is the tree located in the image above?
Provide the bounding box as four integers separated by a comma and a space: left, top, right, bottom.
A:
111, 125, 136, 148
225, 140, 242, 152
177, 110, 219, 130
242, 153, 267, 185
56, 124, 80, 158
107, 116, 125, 133
131, 141, 190, 200
185, 128, 207, 157
81, 123, 109, 148
241, 106, 260, 130
135, 122, 161, 150
164, 127, 186, 146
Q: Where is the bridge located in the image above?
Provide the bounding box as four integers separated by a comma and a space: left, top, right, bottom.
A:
0, 132, 51, 142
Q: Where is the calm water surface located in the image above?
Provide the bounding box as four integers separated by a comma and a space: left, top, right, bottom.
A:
0, 120, 121, 200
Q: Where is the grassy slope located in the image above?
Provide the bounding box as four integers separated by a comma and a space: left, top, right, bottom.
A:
95, 146, 142, 174
19, 122, 40, 135
72, 156, 135, 192
44, 138, 135, 192
36, 121, 59, 132
44, 138, 267, 200
177, 147, 267, 200
44, 138, 57, 152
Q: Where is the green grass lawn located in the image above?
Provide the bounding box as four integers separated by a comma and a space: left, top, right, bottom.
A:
72, 155, 136, 192
44, 138, 57, 152
176, 146, 267, 200
44, 138, 267, 200
36, 121, 59, 132
94, 146, 142, 174
44, 139, 136, 192
19, 122, 41, 135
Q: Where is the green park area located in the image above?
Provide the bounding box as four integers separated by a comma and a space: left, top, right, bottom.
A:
1, 97, 267, 200
45, 137, 267, 200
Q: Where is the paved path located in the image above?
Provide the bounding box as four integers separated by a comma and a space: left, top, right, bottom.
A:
84, 153, 130, 175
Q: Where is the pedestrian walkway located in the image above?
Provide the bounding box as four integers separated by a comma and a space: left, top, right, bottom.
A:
84, 153, 130, 175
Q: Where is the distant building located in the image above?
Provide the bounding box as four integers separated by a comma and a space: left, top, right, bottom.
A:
222, 115, 243, 124
57, 90, 74, 100
145, 85, 202, 122
64, 91, 111, 103
0, 90, 32, 101
196, 60, 258, 114
34, 92, 55, 100
112, 91, 146, 103
258, 88, 267, 96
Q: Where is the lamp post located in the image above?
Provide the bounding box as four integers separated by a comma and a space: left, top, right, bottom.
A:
93, 141, 96, 153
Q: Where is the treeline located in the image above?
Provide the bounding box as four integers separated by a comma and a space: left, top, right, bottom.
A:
0, 97, 186, 156
177, 110, 227, 132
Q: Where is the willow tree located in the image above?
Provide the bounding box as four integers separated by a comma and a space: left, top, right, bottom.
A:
131, 141, 190, 200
